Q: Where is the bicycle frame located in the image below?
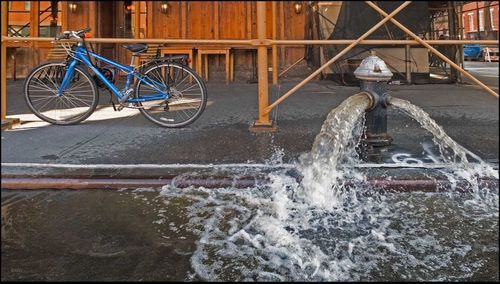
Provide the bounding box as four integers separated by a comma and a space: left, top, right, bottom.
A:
58, 44, 170, 103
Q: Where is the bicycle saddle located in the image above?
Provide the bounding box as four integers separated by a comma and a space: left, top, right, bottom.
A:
123, 43, 148, 54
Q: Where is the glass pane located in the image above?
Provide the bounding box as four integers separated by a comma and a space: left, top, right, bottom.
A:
7, 1, 31, 37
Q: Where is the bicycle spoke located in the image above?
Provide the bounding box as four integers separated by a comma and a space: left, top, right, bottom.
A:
136, 63, 206, 127
25, 63, 98, 125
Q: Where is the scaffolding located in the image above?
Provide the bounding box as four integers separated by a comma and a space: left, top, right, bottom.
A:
1, 1, 499, 131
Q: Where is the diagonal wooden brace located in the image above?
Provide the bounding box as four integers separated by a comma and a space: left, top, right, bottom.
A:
365, 1, 498, 99
263, 1, 412, 114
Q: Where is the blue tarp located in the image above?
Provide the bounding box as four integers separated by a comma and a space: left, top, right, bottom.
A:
463, 44, 482, 59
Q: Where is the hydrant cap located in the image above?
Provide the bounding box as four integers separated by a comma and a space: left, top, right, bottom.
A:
354, 55, 393, 81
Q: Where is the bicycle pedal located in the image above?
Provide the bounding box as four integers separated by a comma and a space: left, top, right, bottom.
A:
117, 103, 129, 111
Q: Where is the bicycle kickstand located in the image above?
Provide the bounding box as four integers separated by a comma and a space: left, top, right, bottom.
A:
109, 90, 117, 111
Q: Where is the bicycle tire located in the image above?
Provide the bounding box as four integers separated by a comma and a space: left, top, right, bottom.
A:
24, 62, 99, 125
134, 62, 207, 128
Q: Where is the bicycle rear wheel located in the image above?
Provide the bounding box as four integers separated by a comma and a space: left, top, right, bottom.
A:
134, 62, 207, 128
24, 62, 99, 125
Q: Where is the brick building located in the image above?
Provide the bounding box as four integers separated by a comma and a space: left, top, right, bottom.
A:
462, 1, 499, 39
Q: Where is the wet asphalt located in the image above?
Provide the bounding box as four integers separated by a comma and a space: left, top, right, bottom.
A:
2, 73, 499, 171
1, 62, 499, 281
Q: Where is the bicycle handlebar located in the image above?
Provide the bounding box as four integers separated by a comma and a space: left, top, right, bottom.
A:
55, 28, 91, 40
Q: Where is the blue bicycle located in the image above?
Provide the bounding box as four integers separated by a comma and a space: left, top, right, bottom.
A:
23, 28, 207, 127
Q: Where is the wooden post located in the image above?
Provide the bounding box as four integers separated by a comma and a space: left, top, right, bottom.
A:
30, 1, 40, 65
61, 2, 68, 31
1, 1, 7, 121
252, 1, 273, 129
0, 2, 20, 130
366, 1, 498, 99
272, 1, 278, 85
30, 1, 39, 38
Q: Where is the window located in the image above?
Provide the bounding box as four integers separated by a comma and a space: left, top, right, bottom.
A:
468, 13, 475, 31
7, 1, 31, 37
24, 1, 30, 11
38, 1, 62, 37
479, 10, 484, 31
491, 8, 496, 30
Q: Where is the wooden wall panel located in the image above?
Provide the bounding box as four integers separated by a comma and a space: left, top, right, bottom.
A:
283, 2, 306, 65
219, 1, 246, 39
152, 1, 182, 38
187, 1, 214, 39
8, 1, 312, 79
62, 1, 96, 33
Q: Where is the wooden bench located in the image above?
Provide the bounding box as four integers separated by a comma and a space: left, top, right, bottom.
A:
158, 46, 195, 70
138, 44, 163, 66
196, 47, 234, 84
46, 43, 69, 61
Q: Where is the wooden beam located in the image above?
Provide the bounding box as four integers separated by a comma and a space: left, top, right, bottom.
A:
254, 1, 272, 126
366, 1, 498, 99
3, 36, 498, 46
29, 1, 39, 38
264, 1, 412, 114
1, 1, 7, 120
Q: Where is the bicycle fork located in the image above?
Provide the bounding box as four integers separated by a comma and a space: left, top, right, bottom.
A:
57, 60, 78, 96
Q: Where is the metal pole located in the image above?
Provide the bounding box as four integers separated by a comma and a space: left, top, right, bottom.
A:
272, 1, 278, 85
476, 2, 481, 39
405, 36, 411, 84
366, 1, 498, 98
255, 1, 272, 126
264, 1, 412, 114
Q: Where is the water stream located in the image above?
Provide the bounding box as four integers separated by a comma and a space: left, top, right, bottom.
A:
2, 95, 497, 281
153, 95, 498, 281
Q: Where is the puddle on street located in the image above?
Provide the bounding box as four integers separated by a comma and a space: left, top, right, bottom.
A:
2, 171, 498, 281
2, 93, 498, 281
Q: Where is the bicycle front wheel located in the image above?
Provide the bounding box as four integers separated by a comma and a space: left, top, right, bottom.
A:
24, 62, 99, 125
135, 62, 207, 128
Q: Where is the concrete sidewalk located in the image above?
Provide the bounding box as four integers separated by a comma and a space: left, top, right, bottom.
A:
1, 77, 499, 179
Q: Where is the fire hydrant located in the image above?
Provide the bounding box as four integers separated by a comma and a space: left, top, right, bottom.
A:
353, 53, 393, 162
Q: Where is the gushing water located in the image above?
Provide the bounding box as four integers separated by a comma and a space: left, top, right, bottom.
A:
149, 95, 498, 281
298, 93, 370, 210
390, 97, 482, 166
